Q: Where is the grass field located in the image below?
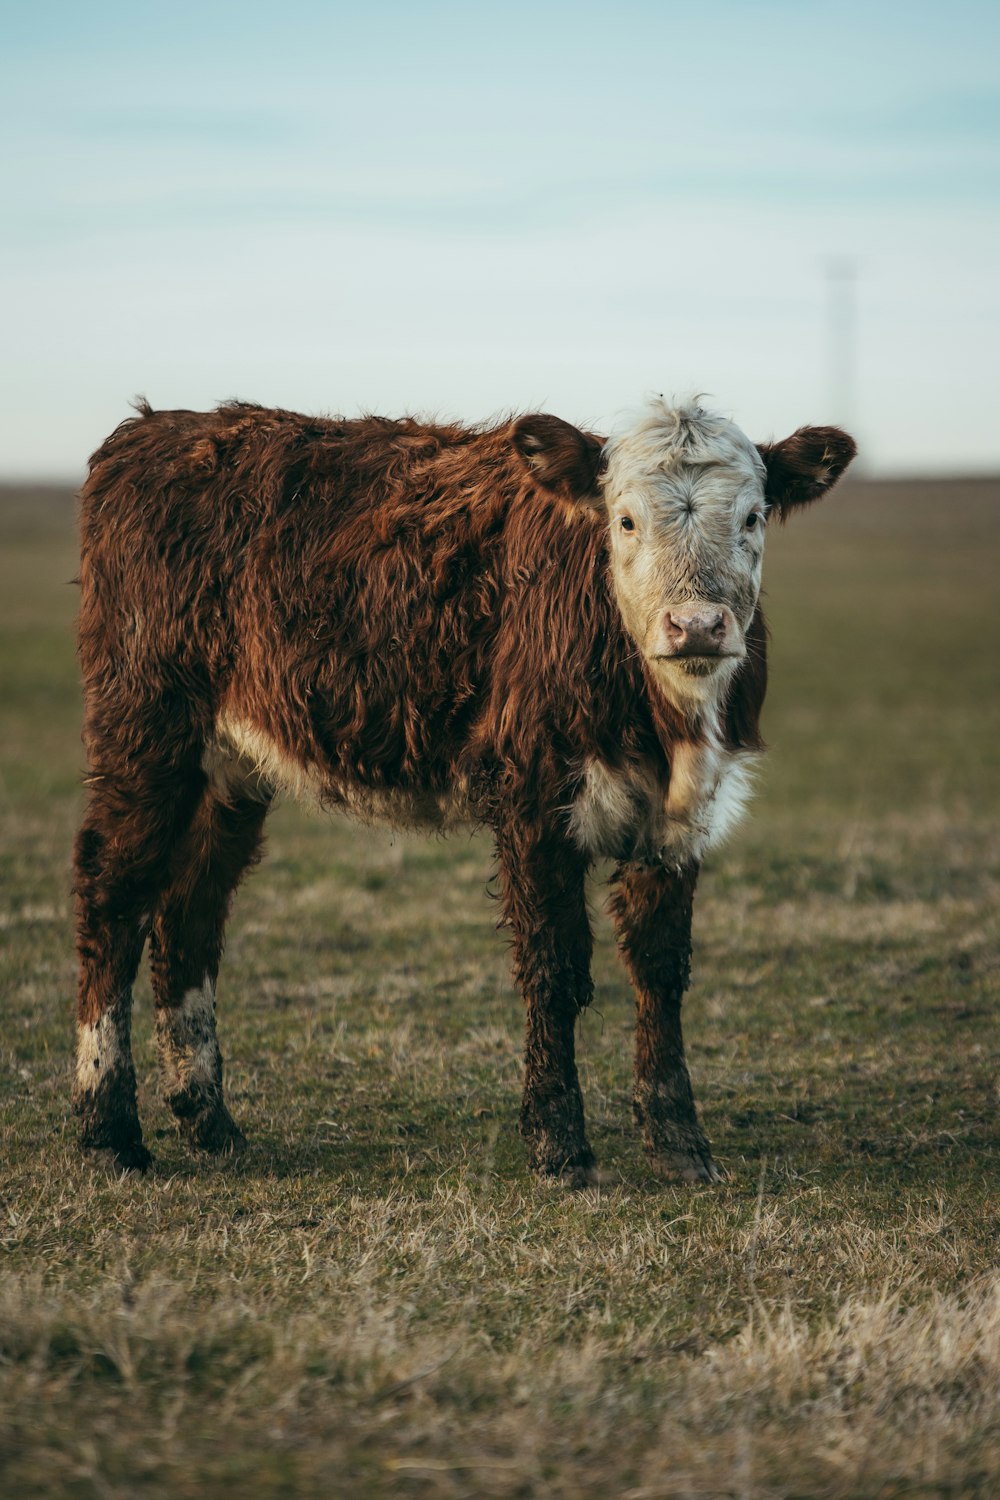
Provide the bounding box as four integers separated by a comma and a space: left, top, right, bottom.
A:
2, 474, 999, 1497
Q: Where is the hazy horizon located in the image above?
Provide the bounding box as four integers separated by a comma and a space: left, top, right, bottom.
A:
3, 0, 998, 479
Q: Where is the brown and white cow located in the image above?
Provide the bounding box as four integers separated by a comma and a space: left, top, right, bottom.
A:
73, 397, 855, 1181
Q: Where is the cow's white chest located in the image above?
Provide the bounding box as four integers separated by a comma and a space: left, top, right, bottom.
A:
568, 745, 756, 867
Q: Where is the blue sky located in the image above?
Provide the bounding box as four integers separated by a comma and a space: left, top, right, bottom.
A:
2, 0, 998, 475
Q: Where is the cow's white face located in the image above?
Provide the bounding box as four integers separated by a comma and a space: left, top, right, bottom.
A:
512, 399, 856, 719
600, 402, 767, 712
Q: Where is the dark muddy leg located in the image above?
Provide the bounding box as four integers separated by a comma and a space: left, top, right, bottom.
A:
148, 786, 269, 1154
73, 765, 204, 1171
609, 861, 720, 1184
495, 825, 596, 1185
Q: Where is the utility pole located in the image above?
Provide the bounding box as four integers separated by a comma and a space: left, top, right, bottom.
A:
825, 256, 858, 434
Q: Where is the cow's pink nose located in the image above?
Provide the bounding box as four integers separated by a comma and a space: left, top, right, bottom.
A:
664, 609, 727, 655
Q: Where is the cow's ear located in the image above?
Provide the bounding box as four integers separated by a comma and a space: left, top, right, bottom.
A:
756, 426, 856, 518
511, 414, 605, 504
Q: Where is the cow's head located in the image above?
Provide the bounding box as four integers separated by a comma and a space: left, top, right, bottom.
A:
512, 399, 856, 713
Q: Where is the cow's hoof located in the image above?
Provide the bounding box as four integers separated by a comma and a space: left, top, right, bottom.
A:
83, 1141, 153, 1175
649, 1149, 723, 1185
527, 1139, 598, 1188
182, 1106, 247, 1157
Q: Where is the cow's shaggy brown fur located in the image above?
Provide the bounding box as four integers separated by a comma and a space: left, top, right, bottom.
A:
72, 399, 853, 1180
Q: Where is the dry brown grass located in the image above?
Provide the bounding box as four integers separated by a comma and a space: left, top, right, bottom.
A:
2, 476, 999, 1496
4, 1222, 1000, 1496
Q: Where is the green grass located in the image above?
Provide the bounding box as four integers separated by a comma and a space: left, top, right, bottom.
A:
2, 477, 999, 1497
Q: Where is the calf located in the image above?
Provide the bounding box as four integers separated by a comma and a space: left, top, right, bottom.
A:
73, 397, 855, 1180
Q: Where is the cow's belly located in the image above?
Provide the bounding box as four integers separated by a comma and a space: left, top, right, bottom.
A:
568, 749, 756, 867
202, 713, 474, 828
203, 716, 757, 863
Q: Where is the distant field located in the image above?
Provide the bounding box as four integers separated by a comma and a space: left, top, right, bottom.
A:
2, 475, 999, 1497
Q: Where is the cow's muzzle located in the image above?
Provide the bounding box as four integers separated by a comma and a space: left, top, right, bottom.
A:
653, 605, 742, 660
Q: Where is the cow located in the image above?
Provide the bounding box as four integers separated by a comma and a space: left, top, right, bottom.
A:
72, 397, 855, 1182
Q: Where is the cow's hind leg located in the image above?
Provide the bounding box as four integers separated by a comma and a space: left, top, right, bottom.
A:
73, 764, 204, 1171
609, 861, 720, 1184
148, 785, 269, 1154
495, 826, 596, 1185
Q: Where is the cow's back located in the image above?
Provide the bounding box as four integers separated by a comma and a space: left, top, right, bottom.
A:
77, 402, 624, 810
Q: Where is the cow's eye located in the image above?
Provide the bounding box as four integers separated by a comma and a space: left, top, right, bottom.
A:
745, 512, 761, 531
619, 515, 635, 533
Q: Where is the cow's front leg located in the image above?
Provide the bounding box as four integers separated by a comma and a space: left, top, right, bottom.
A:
495, 825, 596, 1185
609, 861, 720, 1183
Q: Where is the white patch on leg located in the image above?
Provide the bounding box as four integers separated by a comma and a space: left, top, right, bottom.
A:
75, 1004, 127, 1093
156, 977, 220, 1096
